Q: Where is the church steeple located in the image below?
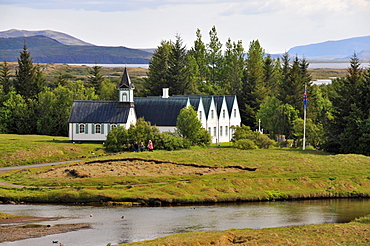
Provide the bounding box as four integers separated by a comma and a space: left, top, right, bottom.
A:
118, 67, 134, 103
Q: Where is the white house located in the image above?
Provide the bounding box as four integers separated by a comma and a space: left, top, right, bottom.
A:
68, 68, 241, 143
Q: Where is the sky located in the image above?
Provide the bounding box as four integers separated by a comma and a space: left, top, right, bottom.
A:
1, 0, 370, 54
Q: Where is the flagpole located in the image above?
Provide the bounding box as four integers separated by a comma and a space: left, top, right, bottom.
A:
303, 85, 307, 150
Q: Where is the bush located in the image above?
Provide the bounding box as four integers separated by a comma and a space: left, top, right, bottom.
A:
233, 139, 258, 150
232, 125, 275, 149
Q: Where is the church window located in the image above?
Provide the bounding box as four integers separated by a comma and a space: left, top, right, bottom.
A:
79, 124, 85, 133
95, 124, 101, 134
211, 110, 214, 119
223, 110, 225, 118
122, 93, 127, 102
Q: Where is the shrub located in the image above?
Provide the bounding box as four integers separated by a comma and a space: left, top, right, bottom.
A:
233, 139, 258, 150
232, 125, 275, 149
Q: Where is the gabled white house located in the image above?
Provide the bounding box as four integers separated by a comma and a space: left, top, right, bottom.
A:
68, 68, 241, 143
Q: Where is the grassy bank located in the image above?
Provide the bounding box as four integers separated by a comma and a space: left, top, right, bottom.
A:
0, 134, 106, 167
1, 146, 370, 204
120, 215, 370, 246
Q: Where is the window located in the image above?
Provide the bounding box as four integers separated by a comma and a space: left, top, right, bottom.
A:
122, 93, 127, 102
213, 127, 216, 137
223, 110, 225, 119
95, 124, 101, 134
199, 111, 202, 120
225, 126, 228, 136
208, 127, 211, 136
211, 110, 214, 119
234, 109, 237, 118
111, 124, 117, 129
220, 126, 223, 136
79, 124, 85, 133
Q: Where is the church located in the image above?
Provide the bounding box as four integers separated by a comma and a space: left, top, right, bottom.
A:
68, 68, 241, 143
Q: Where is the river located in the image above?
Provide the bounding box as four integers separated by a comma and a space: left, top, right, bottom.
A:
1, 198, 369, 246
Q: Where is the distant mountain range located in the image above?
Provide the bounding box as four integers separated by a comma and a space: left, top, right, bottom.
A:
287, 36, 370, 61
0, 29, 152, 64
0, 29, 369, 63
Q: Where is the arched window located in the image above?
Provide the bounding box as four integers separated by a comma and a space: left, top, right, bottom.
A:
122, 93, 127, 102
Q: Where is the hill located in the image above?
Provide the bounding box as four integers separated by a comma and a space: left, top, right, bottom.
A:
0, 29, 93, 46
0, 36, 152, 64
287, 35, 370, 61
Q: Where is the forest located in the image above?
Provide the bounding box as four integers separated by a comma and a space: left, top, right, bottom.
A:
0, 26, 369, 155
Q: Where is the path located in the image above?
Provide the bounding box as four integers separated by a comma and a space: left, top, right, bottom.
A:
0, 160, 83, 187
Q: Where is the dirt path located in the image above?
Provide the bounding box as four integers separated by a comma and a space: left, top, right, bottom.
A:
0, 160, 82, 187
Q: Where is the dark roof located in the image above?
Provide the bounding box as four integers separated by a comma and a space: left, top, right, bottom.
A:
117, 67, 134, 89
134, 97, 188, 126
69, 100, 132, 123
225, 95, 236, 116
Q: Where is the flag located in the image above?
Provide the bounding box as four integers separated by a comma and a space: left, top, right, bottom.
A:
303, 88, 307, 109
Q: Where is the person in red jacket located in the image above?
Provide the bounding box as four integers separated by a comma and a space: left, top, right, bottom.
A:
147, 140, 153, 152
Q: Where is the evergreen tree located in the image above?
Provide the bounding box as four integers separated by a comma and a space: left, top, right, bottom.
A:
143, 40, 172, 96
206, 26, 223, 86
14, 43, 38, 99
168, 34, 194, 95
222, 39, 245, 95
188, 29, 208, 85
326, 53, 369, 154
88, 64, 104, 94
0, 61, 12, 94
239, 40, 265, 128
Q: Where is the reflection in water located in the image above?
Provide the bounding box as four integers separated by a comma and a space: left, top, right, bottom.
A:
0, 199, 369, 246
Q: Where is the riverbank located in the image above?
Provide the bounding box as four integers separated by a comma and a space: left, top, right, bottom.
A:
0, 214, 91, 243
1, 148, 370, 205
121, 218, 370, 246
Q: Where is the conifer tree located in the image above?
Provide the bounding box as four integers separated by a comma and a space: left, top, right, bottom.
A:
0, 61, 12, 94
14, 43, 37, 99
88, 64, 104, 94
143, 40, 172, 96
206, 26, 223, 86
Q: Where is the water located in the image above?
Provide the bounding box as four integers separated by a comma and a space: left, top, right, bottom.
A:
55, 62, 369, 69
1, 198, 369, 246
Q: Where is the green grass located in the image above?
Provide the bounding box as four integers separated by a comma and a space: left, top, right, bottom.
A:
1, 142, 370, 204
0, 134, 106, 167
120, 216, 370, 246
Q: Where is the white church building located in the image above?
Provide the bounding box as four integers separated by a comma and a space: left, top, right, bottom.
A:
68, 68, 241, 143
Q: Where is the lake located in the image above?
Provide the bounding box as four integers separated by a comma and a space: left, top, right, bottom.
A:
1, 198, 369, 246
58, 62, 369, 69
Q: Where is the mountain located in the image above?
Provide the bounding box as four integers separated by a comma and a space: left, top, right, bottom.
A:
0, 29, 93, 46
0, 36, 152, 64
287, 36, 370, 61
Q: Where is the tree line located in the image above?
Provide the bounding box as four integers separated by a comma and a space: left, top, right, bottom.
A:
1, 27, 370, 155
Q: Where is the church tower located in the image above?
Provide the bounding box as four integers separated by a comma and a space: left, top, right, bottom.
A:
117, 67, 134, 103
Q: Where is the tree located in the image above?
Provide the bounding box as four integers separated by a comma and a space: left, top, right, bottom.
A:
239, 40, 265, 128
222, 38, 245, 95
188, 29, 208, 85
256, 97, 299, 140
14, 43, 39, 99
176, 106, 211, 146
88, 64, 104, 94
206, 26, 223, 86
143, 40, 172, 96
326, 53, 370, 154
0, 61, 12, 94
167, 34, 194, 95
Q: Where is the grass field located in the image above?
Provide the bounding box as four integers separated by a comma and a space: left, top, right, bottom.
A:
121, 216, 370, 246
0, 134, 369, 204
0, 134, 105, 167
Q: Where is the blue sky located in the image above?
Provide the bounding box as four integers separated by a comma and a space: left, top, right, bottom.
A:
1, 0, 369, 53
